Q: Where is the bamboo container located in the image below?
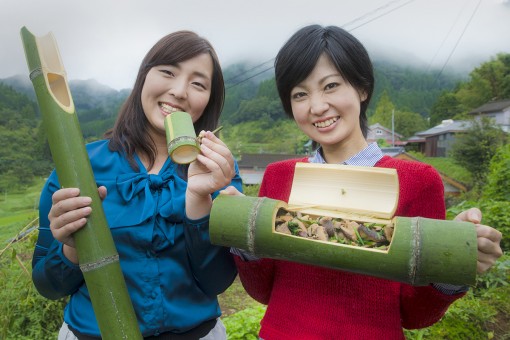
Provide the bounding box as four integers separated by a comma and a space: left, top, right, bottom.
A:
210, 162, 477, 286
20, 27, 142, 339
164, 112, 200, 164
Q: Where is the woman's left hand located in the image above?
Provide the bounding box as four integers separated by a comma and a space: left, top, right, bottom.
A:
186, 131, 236, 218
454, 208, 503, 274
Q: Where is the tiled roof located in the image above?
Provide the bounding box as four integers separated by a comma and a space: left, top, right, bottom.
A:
414, 120, 471, 137
469, 99, 510, 114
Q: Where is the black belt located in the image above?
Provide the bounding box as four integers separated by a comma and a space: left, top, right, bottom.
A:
69, 318, 217, 340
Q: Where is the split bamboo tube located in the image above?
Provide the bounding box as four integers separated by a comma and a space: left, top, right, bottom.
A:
20, 27, 142, 339
210, 163, 477, 286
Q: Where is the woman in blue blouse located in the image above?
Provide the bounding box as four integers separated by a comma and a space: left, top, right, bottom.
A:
32, 31, 242, 339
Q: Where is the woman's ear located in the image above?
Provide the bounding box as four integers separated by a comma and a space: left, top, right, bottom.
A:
359, 91, 368, 102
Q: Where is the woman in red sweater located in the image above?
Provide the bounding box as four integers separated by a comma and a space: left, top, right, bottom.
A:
231, 25, 503, 339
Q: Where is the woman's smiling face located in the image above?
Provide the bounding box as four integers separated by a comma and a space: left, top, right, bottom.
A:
290, 53, 367, 156
141, 53, 213, 139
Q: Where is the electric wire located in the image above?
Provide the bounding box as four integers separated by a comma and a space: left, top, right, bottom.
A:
225, 0, 416, 91
435, 0, 482, 80
426, 0, 472, 72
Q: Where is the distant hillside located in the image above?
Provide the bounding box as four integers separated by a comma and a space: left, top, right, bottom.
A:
1, 75, 129, 116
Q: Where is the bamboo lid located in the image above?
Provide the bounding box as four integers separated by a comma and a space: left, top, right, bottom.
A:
287, 163, 399, 222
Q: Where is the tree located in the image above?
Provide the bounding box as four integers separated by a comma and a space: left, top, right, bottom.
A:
429, 91, 462, 126
450, 118, 507, 190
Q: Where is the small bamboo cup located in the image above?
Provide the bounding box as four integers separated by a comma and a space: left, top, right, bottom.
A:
164, 111, 200, 164
210, 163, 477, 286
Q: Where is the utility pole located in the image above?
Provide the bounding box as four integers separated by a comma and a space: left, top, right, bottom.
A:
391, 109, 395, 147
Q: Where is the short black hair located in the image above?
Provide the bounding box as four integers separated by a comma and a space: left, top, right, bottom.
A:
274, 25, 374, 137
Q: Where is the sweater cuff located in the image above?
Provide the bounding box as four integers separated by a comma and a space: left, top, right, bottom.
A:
432, 283, 470, 295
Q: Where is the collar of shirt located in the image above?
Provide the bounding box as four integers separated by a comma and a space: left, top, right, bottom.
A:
308, 142, 384, 166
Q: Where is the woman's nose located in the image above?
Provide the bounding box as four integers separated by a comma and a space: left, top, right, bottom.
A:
309, 91, 328, 115
168, 80, 187, 99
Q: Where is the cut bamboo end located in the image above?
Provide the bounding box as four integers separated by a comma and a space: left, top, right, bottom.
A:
164, 112, 199, 164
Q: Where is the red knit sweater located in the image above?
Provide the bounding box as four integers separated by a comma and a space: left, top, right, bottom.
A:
234, 156, 465, 340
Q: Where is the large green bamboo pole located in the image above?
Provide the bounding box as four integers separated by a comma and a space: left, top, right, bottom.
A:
210, 195, 478, 286
20, 27, 142, 339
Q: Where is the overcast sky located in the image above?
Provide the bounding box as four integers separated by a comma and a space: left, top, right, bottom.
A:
1, 0, 509, 90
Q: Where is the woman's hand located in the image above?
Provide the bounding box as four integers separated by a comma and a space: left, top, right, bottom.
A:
48, 186, 107, 263
454, 208, 503, 274
186, 131, 236, 219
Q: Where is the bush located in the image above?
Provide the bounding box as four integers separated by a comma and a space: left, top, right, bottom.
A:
223, 305, 266, 339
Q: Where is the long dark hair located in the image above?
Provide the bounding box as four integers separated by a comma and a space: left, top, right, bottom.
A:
274, 25, 374, 138
105, 31, 224, 171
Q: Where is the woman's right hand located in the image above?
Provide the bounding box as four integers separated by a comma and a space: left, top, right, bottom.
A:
48, 186, 107, 263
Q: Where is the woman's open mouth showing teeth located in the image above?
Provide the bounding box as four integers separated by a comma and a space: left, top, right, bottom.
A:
160, 103, 179, 115
313, 117, 338, 128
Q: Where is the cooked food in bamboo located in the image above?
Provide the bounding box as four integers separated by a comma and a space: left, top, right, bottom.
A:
275, 208, 394, 250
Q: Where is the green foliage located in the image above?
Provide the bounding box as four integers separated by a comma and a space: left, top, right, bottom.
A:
369, 91, 428, 138
418, 53, 510, 125
483, 144, 510, 202
430, 91, 463, 126
405, 254, 510, 339
370, 61, 459, 118
406, 152, 472, 185
242, 184, 260, 197
450, 118, 507, 189
447, 200, 510, 252
223, 305, 266, 340
223, 120, 308, 156
0, 230, 66, 340
454, 53, 510, 114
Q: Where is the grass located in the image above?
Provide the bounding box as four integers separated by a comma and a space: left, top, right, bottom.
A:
0, 179, 44, 244
219, 277, 263, 318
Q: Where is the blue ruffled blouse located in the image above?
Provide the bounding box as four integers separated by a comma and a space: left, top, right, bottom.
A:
32, 139, 242, 337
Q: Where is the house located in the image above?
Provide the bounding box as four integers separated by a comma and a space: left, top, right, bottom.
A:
406, 120, 472, 157
469, 99, 510, 133
367, 123, 406, 146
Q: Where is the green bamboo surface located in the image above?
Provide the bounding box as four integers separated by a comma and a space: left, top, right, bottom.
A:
164, 112, 199, 164
20, 27, 142, 339
210, 195, 478, 286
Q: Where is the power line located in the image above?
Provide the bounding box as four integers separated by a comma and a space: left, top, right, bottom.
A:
343, 0, 417, 32
226, 66, 275, 90
225, 59, 274, 83
225, 0, 418, 91
435, 0, 482, 80
426, 0, 472, 72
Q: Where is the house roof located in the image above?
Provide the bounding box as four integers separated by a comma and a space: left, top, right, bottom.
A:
469, 99, 510, 114
368, 123, 403, 138
414, 119, 472, 137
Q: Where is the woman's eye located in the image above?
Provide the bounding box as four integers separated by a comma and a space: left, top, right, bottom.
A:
325, 82, 339, 91
160, 69, 174, 77
292, 92, 306, 100
192, 81, 206, 90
